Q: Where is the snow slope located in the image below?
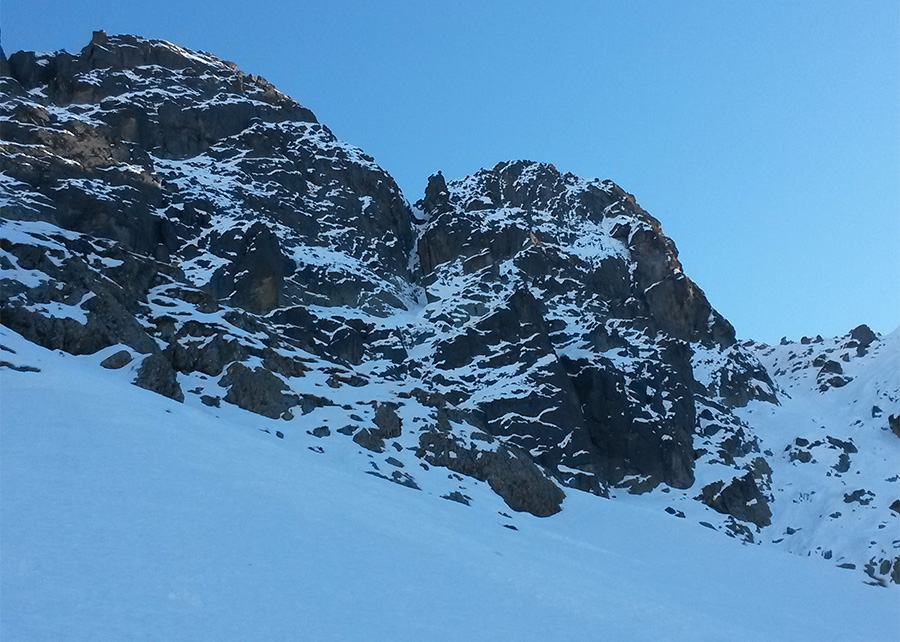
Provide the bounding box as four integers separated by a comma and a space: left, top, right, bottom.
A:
739, 329, 900, 578
2, 325, 896, 642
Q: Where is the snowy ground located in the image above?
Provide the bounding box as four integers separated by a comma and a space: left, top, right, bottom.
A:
737, 329, 900, 575
1, 326, 897, 641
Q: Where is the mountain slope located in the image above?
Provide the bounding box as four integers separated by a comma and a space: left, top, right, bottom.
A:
737, 329, 900, 579
1, 29, 898, 600
2, 326, 896, 641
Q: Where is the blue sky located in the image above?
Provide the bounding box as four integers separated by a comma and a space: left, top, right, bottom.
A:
3, 1, 898, 342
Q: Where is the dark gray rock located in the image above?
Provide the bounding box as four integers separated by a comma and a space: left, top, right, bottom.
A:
1, 280, 156, 357
418, 171, 450, 216
564, 354, 695, 491
297, 394, 332, 415
227, 223, 295, 314
133, 353, 184, 402
352, 404, 403, 452
0, 360, 40, 373
200, 395, 220, 407
864, 557, 899, 586
818, 375, 852, 392
832, 453, 851, 473
789, 447, 812, 464
818, 360, 843, 375
698, 473, 772, 527
100, 349, 133, 369
353, 428, 385, 453
411, 159, 784, 506
372, 402, 402, 439
442, 491, 471, 505
826, 436, 857, 453
417, 429, 565, 517
2, 31, 418, 327
709, 347, 778, 408
842, 489, 874, 505
219, 363, 297, 419
261, 349, 310, 378
166, 330, 247, 377
366, 469, 420, 490
848, 324, 877, 355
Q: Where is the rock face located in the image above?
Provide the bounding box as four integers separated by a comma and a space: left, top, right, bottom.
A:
1, 31, 416, 322
417, 429, 565, 517
2, 33, 897, 585
412, 160, 774, 498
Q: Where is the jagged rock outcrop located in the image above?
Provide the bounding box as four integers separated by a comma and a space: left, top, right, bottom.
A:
411, 160, 775, 496
1, 31, 417, 320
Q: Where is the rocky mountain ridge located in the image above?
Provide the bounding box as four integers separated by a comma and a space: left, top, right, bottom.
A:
1, 32, 897, 585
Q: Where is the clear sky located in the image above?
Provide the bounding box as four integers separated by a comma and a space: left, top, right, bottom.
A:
3, 1, 898, 343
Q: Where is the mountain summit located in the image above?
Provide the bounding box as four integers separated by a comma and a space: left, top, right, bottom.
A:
1, 32, 897, 587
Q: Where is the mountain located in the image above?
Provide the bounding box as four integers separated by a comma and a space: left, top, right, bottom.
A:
1, 27, 897, 611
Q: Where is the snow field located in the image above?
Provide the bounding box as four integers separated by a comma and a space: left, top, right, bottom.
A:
2, 327, 897, 642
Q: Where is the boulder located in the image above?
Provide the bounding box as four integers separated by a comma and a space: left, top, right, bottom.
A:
849, 324, 877, 355
699, 473, 772, 527
133, 353, 184, 402
352, 403, 403, 452
219, 363, 297, 419
100, 349, 133, 369
417, 429, 564, 517
353, 428, 386, 453
372, 402, 402, 439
